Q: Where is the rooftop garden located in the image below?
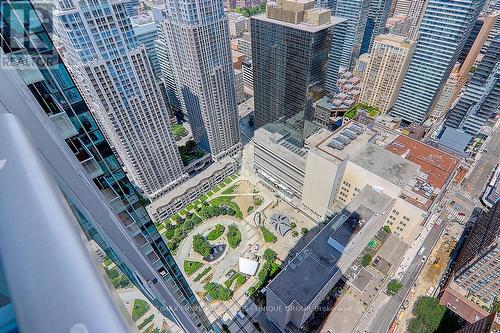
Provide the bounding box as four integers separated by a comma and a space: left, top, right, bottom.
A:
345, 103, 380, 119
172, 123, 188, 141
178, 140, 205, 166
233, 3, 266, 17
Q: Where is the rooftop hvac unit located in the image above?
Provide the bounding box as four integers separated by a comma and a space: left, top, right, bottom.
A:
350, 124, 364, 134
342, 129, 358, 139
329, 139, 345, 150
337, 134, 351, 144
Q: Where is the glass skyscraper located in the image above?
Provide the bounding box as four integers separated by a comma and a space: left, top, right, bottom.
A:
251, 1, 346, 141
335, 0, 370, 70
390, 0, 486, 124
0, 1, 210, 332
360, 0, 392, 54
444, 35, 499, 135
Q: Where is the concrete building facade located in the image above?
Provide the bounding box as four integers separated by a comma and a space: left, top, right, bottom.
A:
53, 0, 187, 199
161, 0, 241, 161
360, 34, 416, 113
453, 202, 500, 306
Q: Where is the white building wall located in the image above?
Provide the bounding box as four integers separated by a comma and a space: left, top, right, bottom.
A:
161, 0, 241, 161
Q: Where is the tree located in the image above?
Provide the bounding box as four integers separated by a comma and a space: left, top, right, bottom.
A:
361, 254, 373, 267
258, 263, 270, 282
290, 222, 297, 229
263, 248, 278, 263
193, 234, 211, 257
386, 279, 403, 296
192, 215, 202, 225
301, 227, 308, 235
227, 224, 242, 248
407, 297, 447, 333
204, 282, 233, 301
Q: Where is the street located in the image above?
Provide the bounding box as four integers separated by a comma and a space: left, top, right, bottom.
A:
355, 220, 446, 333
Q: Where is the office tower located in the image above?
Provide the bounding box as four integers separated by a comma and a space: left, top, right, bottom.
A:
394, 0, 412, 16
0, 1, 210, 331
234, 69, 245, 104
453, 202, 499, 305
237, 32, 253, 59
406, 0, 428, 40
132, 15, 162, 79
251, 0, 346, 139
228, 12, 250, 38
325, 20, 348, 94
335, 0, 371, 69
390, 0, 486, 124
360, 0, 392, 54
360, 34, 416, 113
53, 0, 187, 199
242, 60, 254, 94
161, 0, 241, 161
444, 35, 499, 135
124, 0, 140, 16
316, 0, 337, 11
458, 19, 484, 65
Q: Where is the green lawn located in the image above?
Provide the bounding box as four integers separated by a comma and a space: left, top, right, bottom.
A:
103, 257, 113, 267
227, 224, 242, 248
131, 299, 150, 321
345, 109, 357, 119
344, 103, 380, 119
261, 227, 277, 243
183, 260, 203, 276
193, 267, 212, 282
210, 196, 242, 219
207, 224, 225, 241
172, 124, 188, 140
224, 271, 247, 289
222, 185, 237, 195
138, 314, 155, 330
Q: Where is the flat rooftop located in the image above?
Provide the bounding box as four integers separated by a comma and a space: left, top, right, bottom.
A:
352, 143, 420, 188
307, 121, 378, 162
385, 135, 458, 189
441, 286, 489, 324
329, 205, 374, 249
254, 123, 308, 166
252, 13, 347, 33
267, 187, 392, 307
147, 156, 234, 214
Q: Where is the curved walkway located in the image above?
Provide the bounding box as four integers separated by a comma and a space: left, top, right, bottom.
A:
176, 217, 250, 289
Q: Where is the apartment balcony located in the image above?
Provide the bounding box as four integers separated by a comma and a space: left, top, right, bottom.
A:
49, 111, 79, 139
81, 156, 105, 179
